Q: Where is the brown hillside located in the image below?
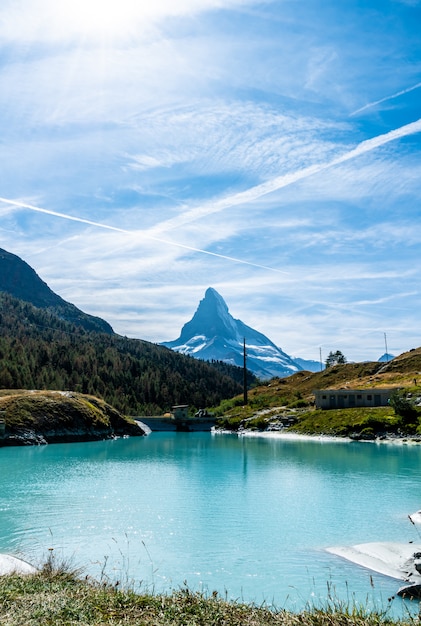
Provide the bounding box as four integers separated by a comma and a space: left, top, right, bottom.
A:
248, 348, 421, 405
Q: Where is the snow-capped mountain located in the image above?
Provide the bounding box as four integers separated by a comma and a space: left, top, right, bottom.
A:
293, 357, 324, 372
161, 287, 302, 380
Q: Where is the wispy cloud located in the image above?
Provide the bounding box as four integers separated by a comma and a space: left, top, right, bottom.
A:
2, 116, 420, 251
0, 196, 289, 274
150, 117, 421, 235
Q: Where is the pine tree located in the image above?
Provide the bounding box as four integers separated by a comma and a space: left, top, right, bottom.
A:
325, 350, 347, 368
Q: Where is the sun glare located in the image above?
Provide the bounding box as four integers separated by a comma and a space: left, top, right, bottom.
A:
50, 0, 151, 42
7, 0, 236, 44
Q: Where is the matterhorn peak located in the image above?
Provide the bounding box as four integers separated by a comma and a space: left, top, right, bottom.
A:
196, 287, 230, 320
162, 288, 301, 380
204, 286, 225, 302
180, 287, 238, 341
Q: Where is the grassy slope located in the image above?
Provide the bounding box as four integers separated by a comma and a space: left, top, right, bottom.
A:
0, 566, 404, 626
215, 348, 421, 436
0, 390, 142, 443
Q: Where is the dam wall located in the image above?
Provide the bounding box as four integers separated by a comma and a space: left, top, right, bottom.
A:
135, 415, 216, 432
135, 404, 216, 432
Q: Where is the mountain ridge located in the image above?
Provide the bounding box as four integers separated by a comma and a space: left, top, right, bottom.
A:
0, 248, 113, 334
162, 287, 301, 380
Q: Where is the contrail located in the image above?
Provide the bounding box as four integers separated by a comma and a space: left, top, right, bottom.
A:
1, 116, 421, 269
0, 196, 289, 274
149, 117, 421, 234
0, 198, 128, 233
350, 82, 421, 117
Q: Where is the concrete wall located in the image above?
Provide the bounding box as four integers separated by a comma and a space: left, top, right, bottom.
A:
136, 404, 216, 432
136, 415, 216, 432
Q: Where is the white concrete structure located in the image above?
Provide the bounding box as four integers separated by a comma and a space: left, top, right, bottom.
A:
313, 388, 399, 409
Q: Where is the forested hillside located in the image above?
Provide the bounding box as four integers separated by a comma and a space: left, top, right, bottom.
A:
0, 247, 113, 333
0, 293, 256, 415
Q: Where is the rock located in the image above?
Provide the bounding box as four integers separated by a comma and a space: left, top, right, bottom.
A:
4, 430, 47, 446
0, 554, 37, 575
397, 583, 421, 599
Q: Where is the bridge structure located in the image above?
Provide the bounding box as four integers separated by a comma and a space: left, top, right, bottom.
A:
135, 405, 216, 433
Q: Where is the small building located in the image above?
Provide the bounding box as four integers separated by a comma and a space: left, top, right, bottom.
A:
313, 388, 399, 410
172, 405, 189, 420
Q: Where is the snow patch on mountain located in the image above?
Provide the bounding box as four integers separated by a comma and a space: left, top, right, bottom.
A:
161, 288, 301, 380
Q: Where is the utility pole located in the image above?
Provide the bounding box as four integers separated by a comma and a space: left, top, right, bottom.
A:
384, 333, 389, 361
319, 347, 323, 371
243, 337, 248, 405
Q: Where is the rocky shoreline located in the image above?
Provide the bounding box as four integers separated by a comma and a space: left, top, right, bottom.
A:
232, 427, 421, 445
2, 420, 145, 446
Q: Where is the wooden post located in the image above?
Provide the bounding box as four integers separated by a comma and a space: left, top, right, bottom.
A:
243, 338, 248, 405
384, 333, 389, 361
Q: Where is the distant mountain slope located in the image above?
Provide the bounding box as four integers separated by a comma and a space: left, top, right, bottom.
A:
162, 287, 301, 380
0, 248, 113, 334
293, 357, 324, 372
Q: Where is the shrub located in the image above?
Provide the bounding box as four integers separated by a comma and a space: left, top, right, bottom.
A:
287, 398, 307, 409
389, 390, 418, 423
246, 415, 269, 430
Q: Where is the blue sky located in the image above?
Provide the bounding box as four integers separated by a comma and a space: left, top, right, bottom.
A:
0, 0, 420, 363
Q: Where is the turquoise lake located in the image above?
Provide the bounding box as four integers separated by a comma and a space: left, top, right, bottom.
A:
1, 432, 421, 615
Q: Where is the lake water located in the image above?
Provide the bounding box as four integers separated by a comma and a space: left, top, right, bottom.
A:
1, 432, 421, 615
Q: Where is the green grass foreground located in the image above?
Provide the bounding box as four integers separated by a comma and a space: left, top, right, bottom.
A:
0, 564, 415, 626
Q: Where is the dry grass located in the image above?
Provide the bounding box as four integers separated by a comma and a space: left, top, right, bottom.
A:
0, 567, 411, 626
